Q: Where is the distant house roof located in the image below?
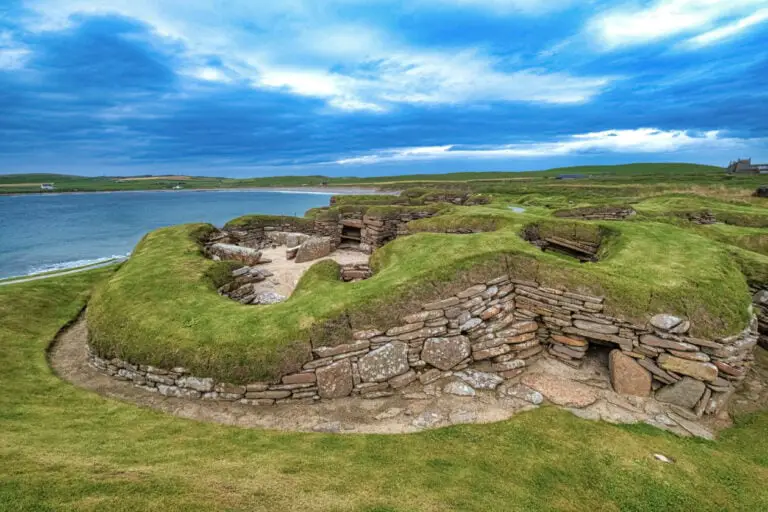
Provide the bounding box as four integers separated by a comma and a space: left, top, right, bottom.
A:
556, 174, 586, 180
727, 158, 766, 174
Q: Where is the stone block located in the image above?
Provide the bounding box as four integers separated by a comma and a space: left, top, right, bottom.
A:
316, 359, 354, 398
656, 378, 707, 410
658, 354, 718, 382
358, 342, 409, 382
294, 236, 332, 263
421, 336, 471, 370
609, 350, 651, 397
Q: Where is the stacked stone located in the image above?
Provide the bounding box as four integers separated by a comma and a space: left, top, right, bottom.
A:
88, 274, 759, 418
751, 286, 768, 350
685, 211, 717, 224
339, 263, 373, 282
555, 206, 637, 221
360, 210, 442, 253
216, 267, 284, 305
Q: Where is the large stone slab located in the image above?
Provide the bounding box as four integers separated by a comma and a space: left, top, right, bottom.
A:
650, 314, 683, 331
520, 373, 598, 408
358, 342, 409, 382
573, 320, 619, 334
316, 359, 354, 399
421, 336, 471, 370
609, 350, 651, 397
655, 377, 706, 409
657, 354, 718, 382
295, 236, 332, 263
209, 243, 262, 266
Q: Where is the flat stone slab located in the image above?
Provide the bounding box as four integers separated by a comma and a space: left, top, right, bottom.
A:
358, 342, 409, 383
521, 373, 599, 408
655, 377, 706, 409
316, 359, 354, 399
421, 336, 471, 371
609, 350, 651, 397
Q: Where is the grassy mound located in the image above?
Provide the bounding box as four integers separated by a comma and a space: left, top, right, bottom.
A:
88, 203, 754, 383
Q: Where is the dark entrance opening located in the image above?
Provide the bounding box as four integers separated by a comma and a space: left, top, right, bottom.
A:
340, 219, 362, 250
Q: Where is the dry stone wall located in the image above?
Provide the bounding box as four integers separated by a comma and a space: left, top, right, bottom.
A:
88, 274, 759, 419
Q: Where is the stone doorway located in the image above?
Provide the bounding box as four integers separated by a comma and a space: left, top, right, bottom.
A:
340, 219, 363, 250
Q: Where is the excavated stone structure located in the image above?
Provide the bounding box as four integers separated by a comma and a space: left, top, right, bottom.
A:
88, 274, 759, 424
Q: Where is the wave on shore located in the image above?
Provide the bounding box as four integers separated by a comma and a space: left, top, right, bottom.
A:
22, 254, 131, 278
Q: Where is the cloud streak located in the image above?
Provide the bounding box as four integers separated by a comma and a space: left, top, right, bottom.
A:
335, 129, 756, 164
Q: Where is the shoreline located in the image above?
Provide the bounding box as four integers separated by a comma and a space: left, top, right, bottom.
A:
0, 185, 397, 198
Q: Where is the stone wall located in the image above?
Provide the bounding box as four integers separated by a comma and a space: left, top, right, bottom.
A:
554, 206, 637, 221
752, 285, 768, 350
359, 210, 437, 253
88, 274, 758, 419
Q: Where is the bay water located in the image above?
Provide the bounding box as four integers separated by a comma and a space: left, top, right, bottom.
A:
0, 189, 340, 279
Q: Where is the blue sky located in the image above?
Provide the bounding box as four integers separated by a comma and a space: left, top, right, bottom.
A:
0, 0, 766, 177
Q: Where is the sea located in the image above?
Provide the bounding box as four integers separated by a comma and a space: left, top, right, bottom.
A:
0, 189, 346, 279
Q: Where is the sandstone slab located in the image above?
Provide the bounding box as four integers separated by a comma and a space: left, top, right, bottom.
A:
316, 359, 354, 398
455, 369, 504, 390
521, 373, 598, 408
358, 342, 409, 382
609, 350, 651, 397
650, 314, 683, 331
295, 236, 332, 263
658, 354, 718, 382
655, 377, 706, 409
443, 381, 476, 397
421, 336, 470, 370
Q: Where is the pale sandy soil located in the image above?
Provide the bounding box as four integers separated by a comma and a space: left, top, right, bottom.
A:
252, 246, 369, 297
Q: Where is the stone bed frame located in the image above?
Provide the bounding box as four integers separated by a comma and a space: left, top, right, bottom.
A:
88, 274, 760, 421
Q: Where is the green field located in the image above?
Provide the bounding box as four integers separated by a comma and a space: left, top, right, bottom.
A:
1, 270, 767, 511
1, 162, 759, 195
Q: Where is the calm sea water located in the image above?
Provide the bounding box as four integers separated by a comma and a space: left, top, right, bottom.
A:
0, 190, 337, 279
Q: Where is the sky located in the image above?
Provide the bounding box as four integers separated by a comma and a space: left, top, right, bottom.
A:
0, 0, 767, 177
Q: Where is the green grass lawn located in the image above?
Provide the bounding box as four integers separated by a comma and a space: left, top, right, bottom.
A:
1, 270, 767, 511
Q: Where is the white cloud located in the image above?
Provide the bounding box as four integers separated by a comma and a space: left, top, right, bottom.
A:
22, 0, 613, 110
189, 66, 231, 83
0, 32, 31, 70
685, 8, 768, 47
335, 128, 752, 164
590, 0, 768, 49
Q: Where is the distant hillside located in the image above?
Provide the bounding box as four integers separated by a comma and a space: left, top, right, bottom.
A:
0, 163, 727, 193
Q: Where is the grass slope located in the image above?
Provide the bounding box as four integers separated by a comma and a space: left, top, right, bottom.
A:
1, 271, 768, 511
88, 201, 754, 383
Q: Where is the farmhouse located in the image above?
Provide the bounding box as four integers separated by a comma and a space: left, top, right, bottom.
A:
727, 158, 768, 174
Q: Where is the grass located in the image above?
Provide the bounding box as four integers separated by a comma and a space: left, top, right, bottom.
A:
88, 198, 755, 383
1, 270, 767, 511
0, 163, 737, 195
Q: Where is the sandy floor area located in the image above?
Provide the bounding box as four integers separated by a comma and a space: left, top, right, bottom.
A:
252, 246, 369, 297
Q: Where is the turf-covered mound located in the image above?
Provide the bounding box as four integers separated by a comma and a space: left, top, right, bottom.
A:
88, 209, 755, 384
